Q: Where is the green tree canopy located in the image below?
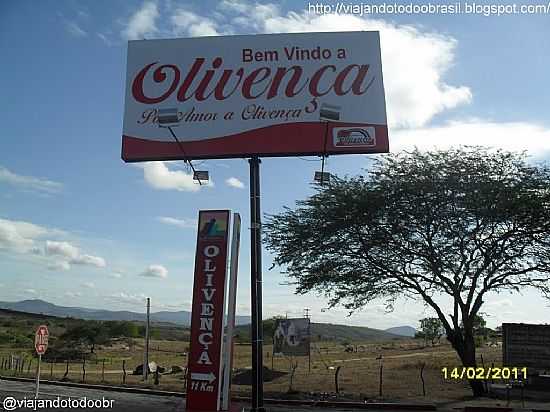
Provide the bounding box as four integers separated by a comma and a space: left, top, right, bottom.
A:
60, 321, 109, 353
264, 147, 550, 396
417, 317, 445, 345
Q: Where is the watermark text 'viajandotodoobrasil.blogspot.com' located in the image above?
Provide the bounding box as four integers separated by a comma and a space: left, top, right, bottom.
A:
307, 2, 550, 17
2, 396, 115, 411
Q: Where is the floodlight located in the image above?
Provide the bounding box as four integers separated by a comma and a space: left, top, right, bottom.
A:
157, 107, 180, 125
314, 171, 331, 183
319, 103, 341, 121
193, 170, 209, 182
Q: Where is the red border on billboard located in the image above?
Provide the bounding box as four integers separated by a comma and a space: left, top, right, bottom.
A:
122, 122, 388, 162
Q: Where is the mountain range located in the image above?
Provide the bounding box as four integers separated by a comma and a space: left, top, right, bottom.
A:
0, 299, 416, 336
0, 299, 250, 326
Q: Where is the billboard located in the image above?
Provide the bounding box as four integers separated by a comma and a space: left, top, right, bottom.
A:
187, 210, 230, 411
273, 318, 311, 357
122, 31, 388, 161
503, 323, 550, 370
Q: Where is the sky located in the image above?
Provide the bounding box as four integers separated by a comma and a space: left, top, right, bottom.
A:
1, 0, 550, 330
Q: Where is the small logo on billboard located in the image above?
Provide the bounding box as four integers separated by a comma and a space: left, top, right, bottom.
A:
333, 127, 376, 147
199, 212, 228, 239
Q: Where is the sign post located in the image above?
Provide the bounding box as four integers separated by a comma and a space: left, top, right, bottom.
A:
34, 325, 49, 399
186, 210, 231, 411
221, 213, 241, 411
249, 157, 264, 411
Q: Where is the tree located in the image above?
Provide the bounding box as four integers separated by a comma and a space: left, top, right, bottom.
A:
417, 317, 445, 346
264, 147, 550, 397
60, 321, 109, 353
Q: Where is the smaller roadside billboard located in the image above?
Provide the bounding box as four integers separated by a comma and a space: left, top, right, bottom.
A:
273, 318, 310, 357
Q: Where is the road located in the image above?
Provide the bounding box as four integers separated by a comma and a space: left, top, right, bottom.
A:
0, 379, 435, 412
1, 380, 184, 411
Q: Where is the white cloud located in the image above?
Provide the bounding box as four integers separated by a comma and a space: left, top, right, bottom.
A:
45, 240, 79, 259
161, 2, 470, 129
45, 240, 107, 269
97, 33, 114, 46
0, 218, 54, 253
65, 291, 82, 298
81, 282, 95, 289
392, 120, 550, 157
171, 9, 219, 37
109, 272, 123, 279
157, 216, 197, 229
140, 264, 168, 279
70, 254, 106, 268
226, 177, 245, 189
106, 291, 148, 304
0, 166, 63, 194
65, 21, 87, 37
142, 162, 212, 192
24, 289, 37, 296
121, 1, 159, 40
48, 261, 71, 271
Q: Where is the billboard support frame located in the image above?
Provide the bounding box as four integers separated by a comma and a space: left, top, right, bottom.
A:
249, 156, 265, 412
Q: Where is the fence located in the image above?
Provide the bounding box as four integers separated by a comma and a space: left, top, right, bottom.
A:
0, 343, 508, 402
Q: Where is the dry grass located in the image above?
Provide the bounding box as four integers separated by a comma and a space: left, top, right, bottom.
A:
0, 339, 506, 402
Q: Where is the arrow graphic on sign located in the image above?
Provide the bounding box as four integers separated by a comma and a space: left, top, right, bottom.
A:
191, 372, 216, 383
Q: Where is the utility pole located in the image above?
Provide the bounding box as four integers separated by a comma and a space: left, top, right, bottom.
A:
304, 308, 311, 372
143, 297, 150, 381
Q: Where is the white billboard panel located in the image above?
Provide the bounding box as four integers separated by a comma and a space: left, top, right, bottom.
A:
122, 31, 388, 161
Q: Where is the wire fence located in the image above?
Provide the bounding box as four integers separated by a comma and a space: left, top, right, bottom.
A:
0, 344, 511, 402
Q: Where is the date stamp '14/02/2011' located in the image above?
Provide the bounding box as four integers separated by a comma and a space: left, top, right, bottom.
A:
442, 367, 528, 380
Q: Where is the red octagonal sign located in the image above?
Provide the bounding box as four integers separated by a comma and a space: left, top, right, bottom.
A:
35, 325, 49, 355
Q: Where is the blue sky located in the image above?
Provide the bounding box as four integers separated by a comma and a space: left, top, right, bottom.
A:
1, 0, 550, 329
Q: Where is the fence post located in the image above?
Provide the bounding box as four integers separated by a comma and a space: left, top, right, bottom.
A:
102, 359, 105, 382
50, 359, 54, 378
480, 354, 488, 392
335, 366, 342, 394
420, 362, 426, 396
27, 358, 32, 375
379, 361, 383, 398
21, 358, 25, 374
154, 368, 160, 385
63, 360, 69, 380
82, 357, 86, 383
122, 360, 126, 385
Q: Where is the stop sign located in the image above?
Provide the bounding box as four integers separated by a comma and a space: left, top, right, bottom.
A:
34, 325, 49, 355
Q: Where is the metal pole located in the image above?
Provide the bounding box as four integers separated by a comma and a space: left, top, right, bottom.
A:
144, 297, 150, 381
222, 213, 241, 411
35, 354, 41, 399
249, 157, 264, 411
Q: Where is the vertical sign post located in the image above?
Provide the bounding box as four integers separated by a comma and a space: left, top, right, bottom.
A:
249, 157, 264, 412
187, 210, 231, 411
144, 297, 150, 381
34, 325, 49, 399
221, 213, 241, 410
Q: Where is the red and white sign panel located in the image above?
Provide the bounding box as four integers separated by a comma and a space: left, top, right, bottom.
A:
186, 210, 230, 411
122, 31, 388, 161
35, 325, 49, 355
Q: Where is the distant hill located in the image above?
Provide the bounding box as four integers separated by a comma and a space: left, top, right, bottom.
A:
0, 299, 251, 326
385, 326, 416, 337
235, 322, 405, 342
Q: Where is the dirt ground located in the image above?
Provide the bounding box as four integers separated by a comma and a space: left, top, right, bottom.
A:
2, 338, 536, 406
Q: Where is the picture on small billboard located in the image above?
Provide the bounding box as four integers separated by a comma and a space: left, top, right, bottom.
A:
198, 211, 228, 239
273, 318, 311, 357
